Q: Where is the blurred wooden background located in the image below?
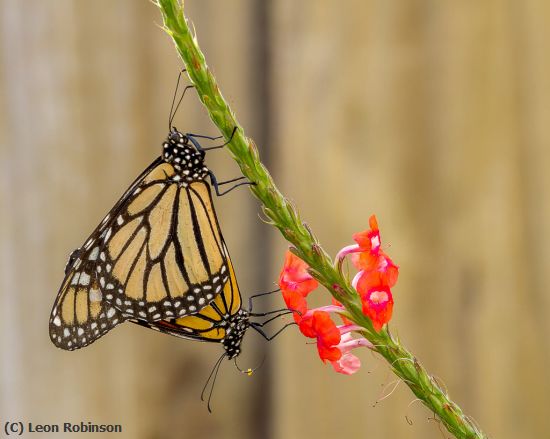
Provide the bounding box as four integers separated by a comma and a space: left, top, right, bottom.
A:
1, 1, 549, 438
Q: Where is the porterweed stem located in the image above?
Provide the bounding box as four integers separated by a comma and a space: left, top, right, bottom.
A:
155, 1, 488, 438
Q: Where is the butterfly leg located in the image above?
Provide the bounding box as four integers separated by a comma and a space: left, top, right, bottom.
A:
249, 308, 294, 318
208, 170, 255, 196
187, 126, 237, 152
247, 287, 281, 312
250, 321, 296, 341
251, 310, 295, 327
185, 133, 224, 141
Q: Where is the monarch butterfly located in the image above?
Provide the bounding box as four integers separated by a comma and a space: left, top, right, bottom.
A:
49, 84, 249, 350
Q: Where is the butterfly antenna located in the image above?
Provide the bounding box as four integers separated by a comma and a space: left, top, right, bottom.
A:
233, 354, 266, 376
168, 69, 194, 130
170, 85, 194, 130
168, 69, 184, 130
201, 353, 226, 413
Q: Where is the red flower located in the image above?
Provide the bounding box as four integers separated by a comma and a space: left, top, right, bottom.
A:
279, 251, 318, 297
358, 286, 394, 332
336, 215, 399, 332
352, 215, 381, 253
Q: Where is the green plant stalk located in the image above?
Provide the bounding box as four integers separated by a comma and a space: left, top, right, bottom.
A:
156, 1, 487, 438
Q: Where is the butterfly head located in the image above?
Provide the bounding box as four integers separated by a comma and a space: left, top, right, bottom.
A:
162, 127, 209, 181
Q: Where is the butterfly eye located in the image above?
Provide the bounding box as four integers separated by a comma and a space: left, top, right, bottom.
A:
168, 128, 182, 143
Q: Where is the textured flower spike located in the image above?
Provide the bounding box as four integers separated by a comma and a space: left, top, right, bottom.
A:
158, 4, 489, 433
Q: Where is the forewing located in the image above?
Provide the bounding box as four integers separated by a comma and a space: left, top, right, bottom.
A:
98, 178, 230, 321
50, 158, 231, 352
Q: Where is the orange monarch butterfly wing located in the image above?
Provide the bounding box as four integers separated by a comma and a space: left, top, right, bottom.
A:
96, 161, 229, 320
49, 257, 125, 350
134, 250, 249, 359
50, 151, 232, 350
49, 159, 164, 350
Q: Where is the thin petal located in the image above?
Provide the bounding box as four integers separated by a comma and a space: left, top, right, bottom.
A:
312, 311, 341, 346
318, 344, 342, 362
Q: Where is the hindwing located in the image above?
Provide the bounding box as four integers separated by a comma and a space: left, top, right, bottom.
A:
135, 253, 243, 343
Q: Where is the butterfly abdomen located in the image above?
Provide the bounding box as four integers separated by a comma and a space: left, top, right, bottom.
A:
222, 309, 250, 359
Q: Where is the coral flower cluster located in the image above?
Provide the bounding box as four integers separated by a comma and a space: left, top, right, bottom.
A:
279, 215, 398, 374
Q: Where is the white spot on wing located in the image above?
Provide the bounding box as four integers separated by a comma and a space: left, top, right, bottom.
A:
79, 272, 91, 286
89, 288, 102, 302
89, 247, 99, 261
70, 274, 79, 286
